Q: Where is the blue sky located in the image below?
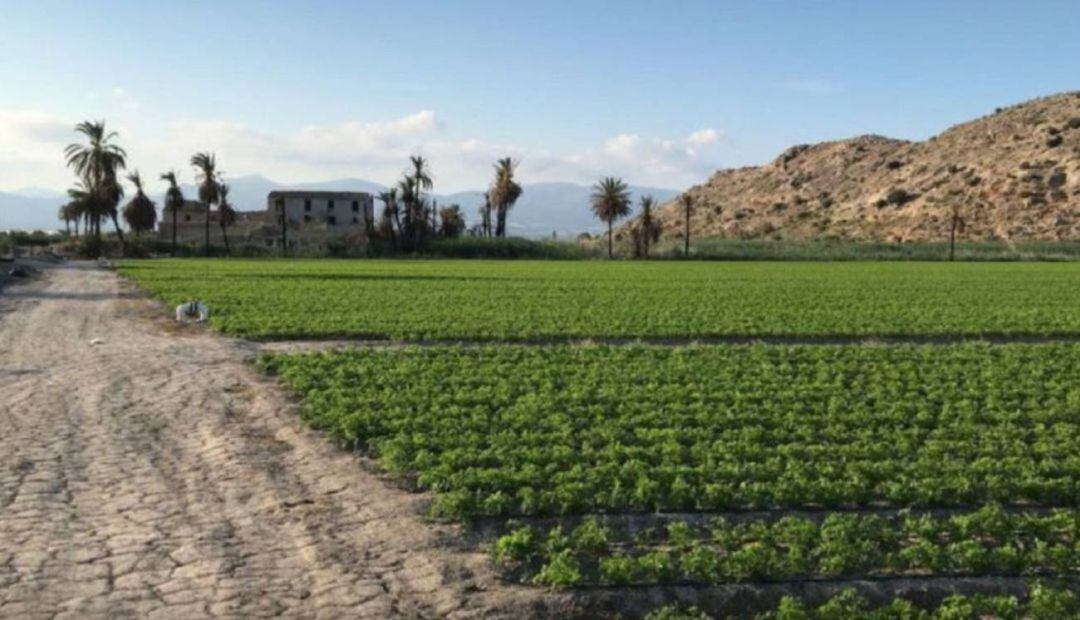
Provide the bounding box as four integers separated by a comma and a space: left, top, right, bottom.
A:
1, 0, 1078, 193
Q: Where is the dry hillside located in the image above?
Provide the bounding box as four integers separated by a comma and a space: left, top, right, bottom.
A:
637, 92, 1080, 242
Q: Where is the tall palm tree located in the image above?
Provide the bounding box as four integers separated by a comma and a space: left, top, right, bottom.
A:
64, 120, 127, 245
217, 181, 237, 255
398, 176, 426, 249
479, 192, 493, 237
409, 155, 434, 229
635, 195, 662, 259
590, 177, 632, 259
122, 171, 157, 237
160, 170, 185, 255
490, 158, 522, 237
377, 188, 400, 246
679, 193, 694, 258
190, 152, 219, 255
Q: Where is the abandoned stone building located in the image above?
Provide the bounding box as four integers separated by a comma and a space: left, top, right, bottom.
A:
158, 191, 375, 251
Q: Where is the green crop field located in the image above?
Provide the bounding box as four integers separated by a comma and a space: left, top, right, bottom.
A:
122, 258, 1080, 617
261, 344, 1080, 609
121, 259, 1080, 340
262, 344, 1080, 517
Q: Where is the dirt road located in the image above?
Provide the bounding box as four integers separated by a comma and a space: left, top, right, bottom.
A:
0, 263, 545, 619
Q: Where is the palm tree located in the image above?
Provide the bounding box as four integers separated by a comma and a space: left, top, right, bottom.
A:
160, 170, 185, 255
190, 152, 219, 255
490, 158, 522, 237
65, 185, 91, 238
122, 171, 157, 237
397, 176, 427, 250
217, 181, 237, 255
590, 177, 632, 259
478, 192, 493, 237
634, 195, 662, 258
377, 188, 400, 246
58, 202, 81, 237
679, 193, 694, 257
409, 155, 434, 228
64, 120, 127, 245
439, 204, 466, 238
57, 205, 70, 236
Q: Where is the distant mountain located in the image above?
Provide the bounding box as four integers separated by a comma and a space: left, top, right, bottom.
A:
13, 187, 66, 200
637, 91, 1080, 242
0, 191, 64, 231
3, 175, 680, 236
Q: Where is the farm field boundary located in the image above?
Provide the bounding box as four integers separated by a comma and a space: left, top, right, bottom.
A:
255, 332, 1080, 354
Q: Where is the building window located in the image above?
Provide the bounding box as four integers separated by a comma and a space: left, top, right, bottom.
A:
303, 215, 312, 223
328, 216, 337, 226
184, 215, 191, 222
304, 199, 312, 212
328, 199, 335, 210
275, 198, 284, 211
352, 200, 359, 213
352, 217, 359, 224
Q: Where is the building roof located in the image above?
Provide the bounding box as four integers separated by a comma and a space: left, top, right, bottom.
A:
267, 190, 372, 199
162, 200, 208, 212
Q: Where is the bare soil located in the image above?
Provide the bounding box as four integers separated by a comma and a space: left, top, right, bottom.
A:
0, 262, 560, 619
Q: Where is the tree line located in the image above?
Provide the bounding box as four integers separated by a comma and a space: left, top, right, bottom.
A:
58, 118, 705, 259
59, 119, 238, 256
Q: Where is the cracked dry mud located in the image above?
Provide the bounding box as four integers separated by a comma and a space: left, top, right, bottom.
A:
0, 263, 556, 619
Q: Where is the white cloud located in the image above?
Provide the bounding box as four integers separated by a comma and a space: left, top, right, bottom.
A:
110, 87, 141, 111
522, 128, 726, 188
0, 110, 73, 179
0, 107, 728, 194
687, 128, 720, 146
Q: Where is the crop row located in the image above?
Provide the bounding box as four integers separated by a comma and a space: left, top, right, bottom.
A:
121, 259, 1080, 339
646, 584, 1079, 619
495, 505, 1080, 586
262, 344, 1080, 518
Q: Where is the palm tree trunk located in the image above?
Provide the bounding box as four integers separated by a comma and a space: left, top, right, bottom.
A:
392, 211, 403, 249
684, 206, 691, 258
205, 204, 211, 256
608, 220, 614, 259
74, 218, 80, 238
110, 212, 126, 248
221, 224, 231, 255
172, 208, 178, 256
496, 207, 507, 237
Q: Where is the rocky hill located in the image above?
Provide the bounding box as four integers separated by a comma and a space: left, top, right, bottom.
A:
639, 92, 1080, 242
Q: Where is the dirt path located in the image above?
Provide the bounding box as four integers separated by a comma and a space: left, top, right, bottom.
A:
0, 263, 552, 619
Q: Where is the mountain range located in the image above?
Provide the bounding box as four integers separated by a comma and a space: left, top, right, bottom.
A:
0, 176, 679, 237
635, 91, 1080, 243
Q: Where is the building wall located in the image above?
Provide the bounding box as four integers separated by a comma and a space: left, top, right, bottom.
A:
157, 192, 375, 250
268, 193, 374, 231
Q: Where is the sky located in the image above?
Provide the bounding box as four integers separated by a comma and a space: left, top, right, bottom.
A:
1, 0, 1079, 194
